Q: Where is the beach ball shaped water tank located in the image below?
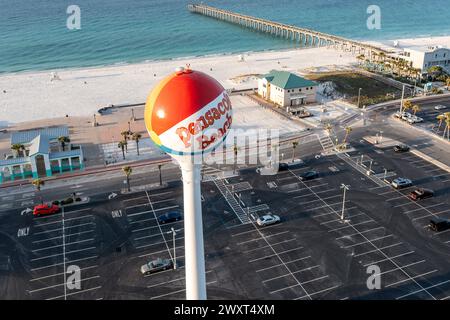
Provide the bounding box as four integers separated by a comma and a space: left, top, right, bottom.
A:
144, 68, 233, 156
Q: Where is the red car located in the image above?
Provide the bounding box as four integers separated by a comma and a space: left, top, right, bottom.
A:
33, 204, 60, 217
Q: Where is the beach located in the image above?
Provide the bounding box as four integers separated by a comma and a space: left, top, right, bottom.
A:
1, 36, 450, 126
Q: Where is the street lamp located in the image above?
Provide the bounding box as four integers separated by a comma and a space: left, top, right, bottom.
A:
167, 227, 181, 269
400, 84, 406, 113
340, 184, 350, 221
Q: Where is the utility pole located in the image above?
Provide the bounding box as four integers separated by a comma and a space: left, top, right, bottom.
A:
340, 184, 350, 221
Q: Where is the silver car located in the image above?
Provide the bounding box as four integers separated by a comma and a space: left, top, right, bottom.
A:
140, 258, 173, 275
434, 105, 447, 110
256, 214, 281, 227
392, 178, 413, 189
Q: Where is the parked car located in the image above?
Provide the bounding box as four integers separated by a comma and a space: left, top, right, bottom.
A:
428, 218, 450, 232
434, 105, 447, 111
392, 178, 413, 189
33, 204, 60, 217
158, 211, 182, 224
401, 112, 413, 121
408, 188, 434, 201
299, 170, 319, 181
278, 163, 289, 172
256, 214, 280, 227
140, 258, 173, 275
394, 111, 407, 119
407, 116, 423, 124
393, 144, 410, 153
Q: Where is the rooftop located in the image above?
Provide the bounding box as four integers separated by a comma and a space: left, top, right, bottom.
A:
261, 70, 317, 90
11, 126, 69, 145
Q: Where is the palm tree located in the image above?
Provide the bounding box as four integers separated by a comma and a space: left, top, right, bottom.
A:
120, 131, 131, 152
32, 178, 44, 191
446, 77, 450, 90
402, 100, 412, 113
118, 141, 127, 160
445, 116, 450, 140
342, 126, 352, 144
325, 123, 333, 136
412, 104, 421, 115
291, 141, 299, 163
132, 133, 142, 156
436, 114, 445, 132
57, 136, 70, 152
11, 144, 25, 158
122, 166, 132, 192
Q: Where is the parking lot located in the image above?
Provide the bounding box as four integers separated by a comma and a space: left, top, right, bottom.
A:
1, 134, 449, 300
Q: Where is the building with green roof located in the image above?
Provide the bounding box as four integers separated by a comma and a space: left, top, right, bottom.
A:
258, 70, 317, 107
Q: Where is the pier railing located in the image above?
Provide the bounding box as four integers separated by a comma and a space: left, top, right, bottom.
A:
188, 4, 388, 60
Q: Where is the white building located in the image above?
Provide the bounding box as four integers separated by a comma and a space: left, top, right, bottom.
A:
258, 70, 317, 107
402, 45, 450, 74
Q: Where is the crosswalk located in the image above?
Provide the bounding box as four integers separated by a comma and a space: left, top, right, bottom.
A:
318, 135, 335, 152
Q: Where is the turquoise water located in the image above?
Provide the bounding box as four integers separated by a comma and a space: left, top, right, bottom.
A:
1, 0, 450, 73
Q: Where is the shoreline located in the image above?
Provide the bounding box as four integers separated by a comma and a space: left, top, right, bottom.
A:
1, 35, 449, 127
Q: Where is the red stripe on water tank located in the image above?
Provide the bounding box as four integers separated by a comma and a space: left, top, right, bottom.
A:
151, 71, 224, 135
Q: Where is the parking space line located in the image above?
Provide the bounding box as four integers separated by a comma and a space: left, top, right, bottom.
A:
294, 285, 340, 300
30, 265, 98, 282
30, 247, 96, 262
294, 189, 337, 198
46, 286, 102, 300
147, 277, 185, 288
396, 280, 450, 300
126, 198, 173, 210
132, 220, 183, 233
336, 226, 384, 240
255, 256, 311, 273
29, 276, 100, 294
33, 215, 93, 227
237, 231, 290, 245
263, 265, 318, 283
129, 217, 156, 224
379, 260, 426, 276
32, 238, 94, 253
145, 191, 172, 260
249, 247, 303, 263
328, 220, 373, 232
354, 243, 403, 257
343, 235, 393, 249
321, 213, 366, 225
135, 236, 184, 249
243, 238, 296, 254
32, 230, 94, 244
149, 280, 217, 300
385, 269, 438, 288
33, 222, 95, 235
362, 251, 415, 267
412, 209, 450, 222
127, 205, 179, 218
30, 255, 98, 272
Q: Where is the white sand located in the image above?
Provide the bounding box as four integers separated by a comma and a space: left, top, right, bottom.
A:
1, 35, 450, 126
0, 47, 355, 125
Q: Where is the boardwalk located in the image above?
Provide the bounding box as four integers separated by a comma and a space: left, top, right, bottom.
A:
188, 4, 388, 60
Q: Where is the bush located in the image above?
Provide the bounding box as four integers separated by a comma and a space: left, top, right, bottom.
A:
52, 200, 60, 205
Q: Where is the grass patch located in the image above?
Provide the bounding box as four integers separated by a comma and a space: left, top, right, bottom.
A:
307, 71, 402, 106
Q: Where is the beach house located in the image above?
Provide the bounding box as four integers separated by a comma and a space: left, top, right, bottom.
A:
402, 45, 450, 75
258, 70, 317, 107
0, 126, 84, 184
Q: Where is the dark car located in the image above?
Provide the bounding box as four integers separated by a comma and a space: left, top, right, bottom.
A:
393, 144, 410, 153
140, 258, 173, 275
278, 163, 289, 172
299, 170, 319, 181
158, 211, 182, 224
408, 188, 434, 201
428, 218, 450, 232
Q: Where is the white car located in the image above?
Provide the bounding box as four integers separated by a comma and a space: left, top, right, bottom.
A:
392, 178, 413, 189
434, 105, 447, 110
256, 214, 280, 227
401, 112, 413, 121
407, 116, 422, 124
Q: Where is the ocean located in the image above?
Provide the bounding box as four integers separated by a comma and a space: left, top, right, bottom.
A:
1, 0, 450, 74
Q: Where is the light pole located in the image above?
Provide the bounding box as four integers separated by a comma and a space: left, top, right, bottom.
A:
400, 84, 405, 113
167, 227, 181, 269
357, 88, 362, 108
340, 184, 350, 221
